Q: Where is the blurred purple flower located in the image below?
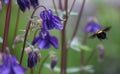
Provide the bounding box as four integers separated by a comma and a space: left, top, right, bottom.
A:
84, 18, 101, 33
0, 1, 2, 10
17, 0, 30, 12
30, 0, 39, 8
40, 9, 63, 31
28, 52, 38, 68
17, 0, 39, 12
4, 0, 9, 4
0, 55, 26, 74
32, 31, 59, 49
50, 57, 58, 70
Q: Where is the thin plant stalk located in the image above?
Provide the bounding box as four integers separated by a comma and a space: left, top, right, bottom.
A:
80, 33, 88, 74
30, 68, 33, 74
68, 0, 76, 15
58, 0, 63, 10
85, 48, 96, 65
52, 0, 58, 16
38, 54, 49, 74
70, 0, 86, 43
61, 0, 68, 74
19, 5, 46, 64
2, 0, 12, 53
11, 8, 20, 54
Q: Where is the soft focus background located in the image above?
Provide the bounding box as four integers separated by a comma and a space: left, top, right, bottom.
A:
0, 0, 120, 74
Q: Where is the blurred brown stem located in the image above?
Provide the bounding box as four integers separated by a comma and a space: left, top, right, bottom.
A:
61, 0, 68, 74
68, 0, 76, 15
70, 0, 86, 43
30, 68, 33, 74
2, 0, 12, 53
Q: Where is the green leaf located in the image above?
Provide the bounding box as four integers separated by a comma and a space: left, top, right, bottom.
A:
0, 37, 3, 43
78, 45, 91, 51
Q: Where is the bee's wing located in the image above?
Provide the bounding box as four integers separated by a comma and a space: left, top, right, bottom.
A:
89, 33, 97, 39
103, 26, 111, 32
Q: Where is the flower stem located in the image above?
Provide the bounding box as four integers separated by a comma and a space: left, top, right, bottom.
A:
52, 0, 58, 16
11, 8, 20, 53
19, 5, 46, 64
80, 33, 88, 74
38, 54, 49, 74
30, 68, 33, 74
68, 0, 76, 15
2, 0, 12, 53
85, 48, 96, 65
70, 0, 86, 43
61, 0, 68, 74
58, 0, 63, 11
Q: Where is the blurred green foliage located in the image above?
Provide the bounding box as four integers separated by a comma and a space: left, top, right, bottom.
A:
0, 0, 120, 74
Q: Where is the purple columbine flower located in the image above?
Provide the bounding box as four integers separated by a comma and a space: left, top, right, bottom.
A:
4, 0, 9, 4
28, 52, 38, 68
30, 0, 39, 8
0, 55, 26, 74
84, 17, 102, 33
50, 57, 58, 70
17, 0, 30, 12
40, 9, 63, 31
32, 31, 59, 49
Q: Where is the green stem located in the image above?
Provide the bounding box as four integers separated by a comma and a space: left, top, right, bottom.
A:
2, 0, 12, 53
19, 5, 46, 64
85, 48, 96, 65
30, 68, 33, 74
52, 0, 58, 16
11, 9, 20, 53
80, 33, 88, 74
38, 54, 49, 74
70, 0, 86, 43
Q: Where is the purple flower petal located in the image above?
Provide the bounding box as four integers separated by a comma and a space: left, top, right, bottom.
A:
13, 64, 26, 74
30, 0, 39, 8
4, 0, 9, 4
32, 37, 40, 45
49, 36, 59, 49
38, 40, 50, 49
17, 0, 26, 12
40, 9, 63, 31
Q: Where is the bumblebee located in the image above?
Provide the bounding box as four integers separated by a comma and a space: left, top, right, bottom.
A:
90, 26, 111, 40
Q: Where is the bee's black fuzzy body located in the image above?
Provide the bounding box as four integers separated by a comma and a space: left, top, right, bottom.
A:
96, 31, 106, 40
90, 26, 111, 40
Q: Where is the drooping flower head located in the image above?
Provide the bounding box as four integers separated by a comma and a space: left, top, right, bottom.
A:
30, 0, 39, 8
40, 9, 63, 31
32, 31, 59, 49
50, 57, 58, 70
0, 55, 26, 74
28, 51, 38, 68
17, 0, 39, 12
17, 0, 30, 12
84, 17, 102, 33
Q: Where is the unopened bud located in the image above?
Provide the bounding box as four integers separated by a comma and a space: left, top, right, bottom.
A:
97, 44, 105, 62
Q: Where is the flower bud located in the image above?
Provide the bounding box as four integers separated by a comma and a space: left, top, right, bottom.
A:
50, 57, 58, 70
97, 44, 105, 62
